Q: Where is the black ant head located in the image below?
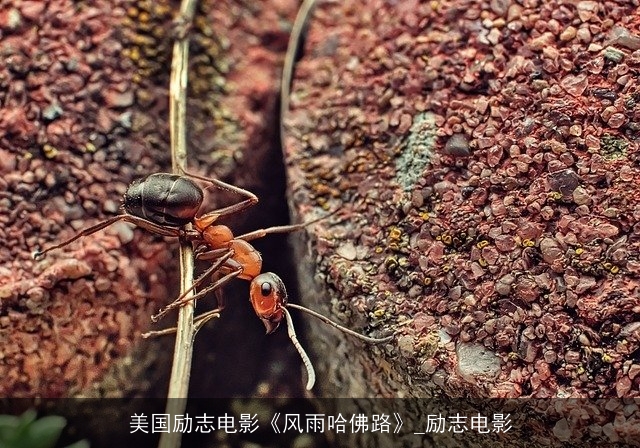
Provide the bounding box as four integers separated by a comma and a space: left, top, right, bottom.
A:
249, 272, 288, 334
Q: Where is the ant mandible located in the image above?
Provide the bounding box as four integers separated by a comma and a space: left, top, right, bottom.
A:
34, 170, 392, 390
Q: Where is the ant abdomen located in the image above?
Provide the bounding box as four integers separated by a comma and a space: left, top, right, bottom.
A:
125, 173, 204, 227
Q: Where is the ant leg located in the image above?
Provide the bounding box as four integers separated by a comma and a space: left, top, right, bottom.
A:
237, 212, 332, 242
141, 307, 223, 338
143, 269, 231, 338
34, 215, 126, 258
124, 216, 184, 238
211, 270, 227, 311
237, 223, 312, 242
193, 249, 242, 310
179, 169, 259, 228
181, 267, 240, 309
33, 215, 182, 259
157, 270, 230, 335
180, 169, 258, 204
152, 267, 241, 321
183, 249, 235, 299
151, 251, 236, 322
195, 247, 229, 261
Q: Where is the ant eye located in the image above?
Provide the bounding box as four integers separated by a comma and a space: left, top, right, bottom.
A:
261, 282, 272, 296
251, 273, 288, 312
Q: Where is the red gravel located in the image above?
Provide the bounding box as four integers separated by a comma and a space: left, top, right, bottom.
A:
284, 0, 640, 442
0, 0, 181, 397
0, 0, 298, 398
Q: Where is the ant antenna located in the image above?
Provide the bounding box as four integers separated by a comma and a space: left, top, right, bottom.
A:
282, 307, 316, 390
286, 303, 393, 344
282, 302, 391, 391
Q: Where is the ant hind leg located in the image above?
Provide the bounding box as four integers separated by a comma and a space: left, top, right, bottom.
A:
180, 169, 259, 228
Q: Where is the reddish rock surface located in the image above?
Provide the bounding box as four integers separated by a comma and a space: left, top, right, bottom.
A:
0, 0, 303, 399
3, 0, 640, 444
283, 0, 640, 445
0, 0, 172, 398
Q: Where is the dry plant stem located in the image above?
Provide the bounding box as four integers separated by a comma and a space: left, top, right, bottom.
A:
280, 0, 318, 148
159, 1, 199, 448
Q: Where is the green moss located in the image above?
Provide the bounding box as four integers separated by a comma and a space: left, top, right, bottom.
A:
0, 410, 88, 448
599, 134, 628, 160
395, 112, 436, 191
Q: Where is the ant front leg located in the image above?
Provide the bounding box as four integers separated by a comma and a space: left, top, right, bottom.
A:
142, 306, 224, 338
151, 256, 242, 322
144, 253, 235, 337
179, 169, 259, 229
33, 214, 182, 259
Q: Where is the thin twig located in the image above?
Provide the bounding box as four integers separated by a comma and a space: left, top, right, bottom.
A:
159, 1, 199, 448
280, 0, 318, 151
156, 1, 316, 434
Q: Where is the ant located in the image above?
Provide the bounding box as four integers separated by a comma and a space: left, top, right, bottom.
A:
34, 170, 392, 390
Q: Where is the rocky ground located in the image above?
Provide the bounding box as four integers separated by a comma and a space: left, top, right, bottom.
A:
1, 0, 639, 446
283, 0, 640, 445
0, 0, 307, 399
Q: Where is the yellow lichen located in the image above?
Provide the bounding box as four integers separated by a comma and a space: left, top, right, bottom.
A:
389, 226, 402, 240
42, 144, 58, 159
522, 238, 535, 247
